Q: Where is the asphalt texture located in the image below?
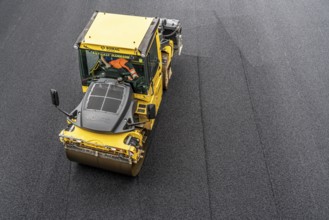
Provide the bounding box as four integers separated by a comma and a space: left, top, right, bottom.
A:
1, 0, 329, 219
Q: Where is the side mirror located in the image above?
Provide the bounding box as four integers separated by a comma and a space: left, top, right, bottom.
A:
147, 104, 156, 119
50, 89, 59, 107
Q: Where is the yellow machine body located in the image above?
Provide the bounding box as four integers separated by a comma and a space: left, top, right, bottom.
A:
58, 11, 181, 176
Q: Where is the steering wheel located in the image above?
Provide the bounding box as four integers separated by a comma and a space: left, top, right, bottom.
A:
96, 60, 145, 91
97, 59, 124, 79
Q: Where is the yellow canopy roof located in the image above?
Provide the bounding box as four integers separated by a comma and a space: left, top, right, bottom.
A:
81, 12, 154, 51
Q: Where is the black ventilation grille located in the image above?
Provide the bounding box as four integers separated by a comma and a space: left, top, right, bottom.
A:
86, 83, 124, 113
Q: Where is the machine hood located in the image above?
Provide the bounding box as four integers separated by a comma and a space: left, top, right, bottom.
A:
73, 79, 136, 133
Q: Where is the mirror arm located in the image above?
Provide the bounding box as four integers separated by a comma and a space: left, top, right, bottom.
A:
56, 106, 72, 118
127, 120, 150, 127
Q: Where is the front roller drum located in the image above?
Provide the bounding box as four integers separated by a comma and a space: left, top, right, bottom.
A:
65, 142, 149, 176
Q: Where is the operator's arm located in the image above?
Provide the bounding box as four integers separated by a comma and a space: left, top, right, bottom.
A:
124, 61, 139, 79
101, 56, 111, 68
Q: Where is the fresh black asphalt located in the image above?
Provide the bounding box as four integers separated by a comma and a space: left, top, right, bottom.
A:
1, 0, 329, 219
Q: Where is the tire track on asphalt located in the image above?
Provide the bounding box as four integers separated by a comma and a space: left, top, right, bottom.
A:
238, 49, 281, 219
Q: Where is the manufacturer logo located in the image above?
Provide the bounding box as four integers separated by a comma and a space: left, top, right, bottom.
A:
100, 46, 120, 52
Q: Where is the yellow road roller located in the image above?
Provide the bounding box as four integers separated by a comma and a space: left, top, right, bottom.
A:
50, 11, 183, 176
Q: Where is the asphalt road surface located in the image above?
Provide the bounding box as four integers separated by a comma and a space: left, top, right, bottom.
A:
1, 0, 329, 219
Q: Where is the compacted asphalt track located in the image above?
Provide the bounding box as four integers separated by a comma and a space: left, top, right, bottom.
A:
1, 0, 329, 219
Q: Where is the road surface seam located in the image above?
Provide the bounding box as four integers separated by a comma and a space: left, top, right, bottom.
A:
238, 49, 281, 219
64, 162, 72, 220
136, 177, 143, 220
196, 55, 213, 220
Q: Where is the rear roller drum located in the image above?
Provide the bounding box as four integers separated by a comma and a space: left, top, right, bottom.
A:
163, 66, 172, 90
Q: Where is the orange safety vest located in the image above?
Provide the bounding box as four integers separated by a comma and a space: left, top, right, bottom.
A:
109, 58, 138, 79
